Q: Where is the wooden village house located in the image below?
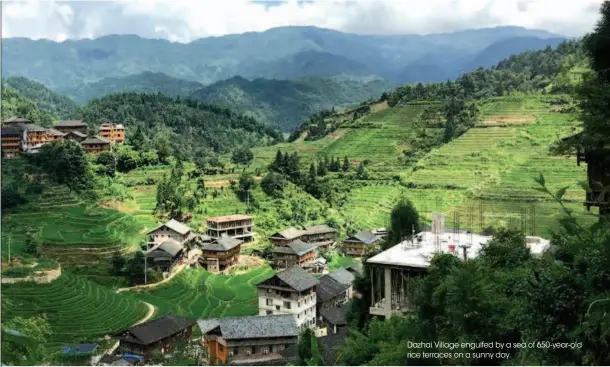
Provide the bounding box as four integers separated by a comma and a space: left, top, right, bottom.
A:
316, 274, 350, 313
99, 122, 125, 143
268, 224, 338, 249
55, 120, 88, 134
206, 215, 254, 243
115, 313, 196, 360
147, 219, 196, 249
198, 314, 298, 365
271, 239, 318, 269
146, 239, 186, 272
1, 126, 21, 158
64, 130, 87, 142
199, 235, 243, 272
342, 230, 383, 257
257, 266, 319, 327
81, 136, 111, 153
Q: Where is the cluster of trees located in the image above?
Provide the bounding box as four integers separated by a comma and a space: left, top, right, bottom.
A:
0, 84, 57, 127
263, 150, 357, 204
110, 252, 162, 286
4, 76, 80, 120
387, 39, 586, 107
77, 92, 282, 160
154, 163, 198, 220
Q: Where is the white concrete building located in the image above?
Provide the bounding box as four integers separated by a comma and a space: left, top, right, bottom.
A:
367, 214, 551, 318
256, 266, 319, 328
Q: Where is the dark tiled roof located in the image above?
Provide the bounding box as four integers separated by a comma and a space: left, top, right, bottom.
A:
66, 130, 87, 138
276, 266, 319, 291
16, 123, 46, 131
81, 136, 111, 145
57, 120, 86, 127
158, 238, 184, 256
269, 227, 306, 240
3, 116, 32, 124
121, 313, 195, 345
1, 126, 22, 136
316, 275, 349, 303
202, 235, 243, 251
328, 268, 355, 286
197, 314, 298, 340
47, 128, 65, 136
320, 307, 348, 326
347, 230, 380, 245
272, 239, 317, 256
319, 328, 348, 365
347, 262, 364, 277
305, 224, 337, 235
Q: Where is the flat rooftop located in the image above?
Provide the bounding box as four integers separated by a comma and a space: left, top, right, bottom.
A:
367, 231, 550, 269
206, 214, 253, 223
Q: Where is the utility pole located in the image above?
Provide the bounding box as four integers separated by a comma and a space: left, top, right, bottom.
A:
8, 236, 11, 264
144, 244, 148, 285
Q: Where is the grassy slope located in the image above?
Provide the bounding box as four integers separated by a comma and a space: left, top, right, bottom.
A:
248, 94, 595, 236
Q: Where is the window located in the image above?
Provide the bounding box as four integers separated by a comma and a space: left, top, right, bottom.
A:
283, 301, 291, 309
267, 288, 272, 293
266, 298, 273, 306
298, 301, 300, 308
276, 305, 280, 311
297, 313, 300, 319
219, 344, 224, 352
266, 310, 273, 315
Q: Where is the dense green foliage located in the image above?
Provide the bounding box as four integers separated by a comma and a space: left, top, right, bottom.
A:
65, 71, 204, 103
5, 76, 79, 119
0, 84, 57, 127
388, 197, 421, 247
77, 93, 282, 158
388, 40, 587, 107
192, 76, 395, 131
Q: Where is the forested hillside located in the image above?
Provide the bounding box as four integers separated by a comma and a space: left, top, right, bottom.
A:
64, 72, 205, 103
1, 26, 563, 89
0, 84, 59, 127
3, 76, 79, 120
77, 93, 282, 157
191, 76, 396, 131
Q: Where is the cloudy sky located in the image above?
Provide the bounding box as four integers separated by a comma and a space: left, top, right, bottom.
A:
1, 0, 605, 43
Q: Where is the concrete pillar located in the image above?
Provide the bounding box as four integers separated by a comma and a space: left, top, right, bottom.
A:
384, 267, 392, 314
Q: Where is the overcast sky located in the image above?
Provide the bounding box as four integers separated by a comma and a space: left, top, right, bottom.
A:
1, 0, 605, 43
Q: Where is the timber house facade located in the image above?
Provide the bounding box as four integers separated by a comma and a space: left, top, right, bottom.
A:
199, 314, 298, 365
206, 215, 254, 243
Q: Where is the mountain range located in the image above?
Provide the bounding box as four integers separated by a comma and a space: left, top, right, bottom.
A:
2, 26, 566, 91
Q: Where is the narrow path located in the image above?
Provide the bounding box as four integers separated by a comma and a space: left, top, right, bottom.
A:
133, 301, 156, 326
116, 263, 186, 293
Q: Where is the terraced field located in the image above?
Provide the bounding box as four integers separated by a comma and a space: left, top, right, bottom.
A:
1, 272, 149, 350
135, 266, 275, 319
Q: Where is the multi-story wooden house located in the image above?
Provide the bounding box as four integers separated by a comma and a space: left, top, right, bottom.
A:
1, 126, 22, 158
199, 314, 298, 365
206, 215, 254, 243
272, 239, 319, 269
316, 274, 350, 313
17, 123, 50, 153
64, 130, 87, 142
145, 238, 186, 273
268, 227, 307, 246
55, 120, 87, 134
199, 235, 243, 272
342, 230, 382, 257
3, 116, 33, 125
257, 266, 319, 328
115, 313, 196, 360
147, 219, 196, 249
301, 224, 337, 243
99, 122, 125, 143
47, 128, 66, 142
81, 136, 111, 153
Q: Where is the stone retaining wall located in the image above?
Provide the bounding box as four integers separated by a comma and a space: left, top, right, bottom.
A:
1, 267, 62, 284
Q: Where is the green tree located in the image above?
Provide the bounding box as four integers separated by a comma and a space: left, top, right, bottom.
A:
356, 162, 368, 179
297, 328, 314, 365
110, 253, 126, 275
231, 147, 254, 166
23, 232, 41, 257
342, 156, 350, 171
261, 171, 287, 198
126, 252, 146, 285
28, 140, 92, 193
2, 317, 51, 365
388, 197, 420, 246
155, 130, 173, 164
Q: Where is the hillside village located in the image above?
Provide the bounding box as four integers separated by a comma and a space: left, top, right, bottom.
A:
1, 2, 610, 367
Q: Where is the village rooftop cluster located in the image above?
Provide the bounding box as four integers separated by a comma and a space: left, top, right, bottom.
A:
1, 117, 124, 157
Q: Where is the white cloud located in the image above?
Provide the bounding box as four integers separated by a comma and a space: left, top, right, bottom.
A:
1, 0, 605, 42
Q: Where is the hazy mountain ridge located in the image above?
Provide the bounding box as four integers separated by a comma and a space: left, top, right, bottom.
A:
2, 26, 565, 89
